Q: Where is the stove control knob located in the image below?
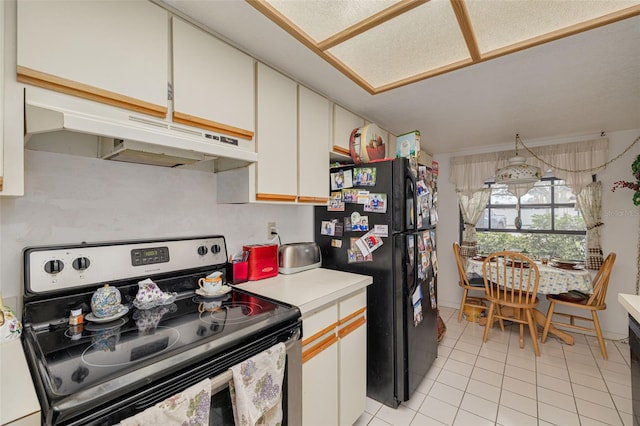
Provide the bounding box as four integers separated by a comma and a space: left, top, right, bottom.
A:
72, 257, 91, 271
44, 259, 64, 274
197, 245, 208, 256
211, 244, 221, 254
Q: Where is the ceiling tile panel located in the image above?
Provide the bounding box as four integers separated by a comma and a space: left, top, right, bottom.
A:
327, 0, 470, 87
466, 0, 640, 53
264, 0, 399, 42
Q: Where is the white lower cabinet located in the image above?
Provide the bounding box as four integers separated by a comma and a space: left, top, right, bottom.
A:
302, 290, 367, 425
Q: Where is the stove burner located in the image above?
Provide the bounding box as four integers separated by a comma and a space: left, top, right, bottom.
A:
84, 317, 129, 332
197, 301, 265, 326
81, 326, 180, 368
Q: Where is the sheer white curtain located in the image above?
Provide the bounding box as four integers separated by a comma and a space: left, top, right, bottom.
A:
457, 190, 491, 257
577, 181, 604, 270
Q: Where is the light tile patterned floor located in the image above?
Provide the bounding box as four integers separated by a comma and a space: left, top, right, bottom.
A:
354, 306, 632, 426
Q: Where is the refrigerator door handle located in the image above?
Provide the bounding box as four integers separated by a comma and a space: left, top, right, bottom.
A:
405, 175, 417, 232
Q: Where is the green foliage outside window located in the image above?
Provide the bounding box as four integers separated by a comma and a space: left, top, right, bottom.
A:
476, 213, 585, 260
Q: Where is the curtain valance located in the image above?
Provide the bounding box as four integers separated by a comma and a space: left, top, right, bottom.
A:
449, 138, 608, 194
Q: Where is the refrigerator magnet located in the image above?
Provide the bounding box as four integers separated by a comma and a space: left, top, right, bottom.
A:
373, 224, 388, 237
328, 192, 345, 211
348, 238, 372, 263
330, 170, 353, 190
342, 189, 358, 203
356, 190, 370, 205
364, 193, 387, 213
331, 239, 342, 248
353, 167, 377, 186
320, 221, 336, 236
356, 230, 383, 256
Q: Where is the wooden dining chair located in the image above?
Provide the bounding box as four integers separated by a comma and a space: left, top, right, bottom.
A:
482, 251, 541, 356
453, 242, 487, 322
541, 253, 616, 360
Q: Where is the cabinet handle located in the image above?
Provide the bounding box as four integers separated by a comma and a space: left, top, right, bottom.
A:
302, 334, 338, 363
338, 316, 366, 339
256, 193, 297, 202
338, 307, 366, 325
302, 321, 338, 346
17, 66, 167, 118
332, 145, 350, 156
297, 196, 329, 204
172, 111, 254, 140
0, 176, 3, 191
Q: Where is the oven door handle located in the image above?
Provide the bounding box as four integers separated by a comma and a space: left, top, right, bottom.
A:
210, 328, 300, 394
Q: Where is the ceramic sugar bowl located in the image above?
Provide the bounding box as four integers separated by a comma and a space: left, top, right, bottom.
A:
90, 284, 124, 318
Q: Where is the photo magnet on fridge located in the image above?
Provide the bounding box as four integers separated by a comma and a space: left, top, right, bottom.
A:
320, 221, 336, 236
364, 193, 387, 213
330, 169, 353, 190
342, 189, 358, 203
353, 167, 377, 186
327, 192, 345, 211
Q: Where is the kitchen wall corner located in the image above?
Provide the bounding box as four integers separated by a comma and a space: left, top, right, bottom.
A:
0, 149, 314, 306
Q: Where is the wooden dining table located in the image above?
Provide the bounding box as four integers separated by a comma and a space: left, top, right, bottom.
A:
465, 257, 593, 345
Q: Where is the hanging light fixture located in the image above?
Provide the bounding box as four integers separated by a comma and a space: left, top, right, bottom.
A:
495, 134, 542, 184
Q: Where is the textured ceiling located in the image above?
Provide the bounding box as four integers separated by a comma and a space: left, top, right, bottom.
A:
158, 0, 640, 154
248, 0, 640, 93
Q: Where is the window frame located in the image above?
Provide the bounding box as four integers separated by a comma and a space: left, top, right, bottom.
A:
478, 177, 586, 235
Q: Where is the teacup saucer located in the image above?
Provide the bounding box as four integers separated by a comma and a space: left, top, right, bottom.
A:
195, 285, 232, 299
85, 306, 129, 323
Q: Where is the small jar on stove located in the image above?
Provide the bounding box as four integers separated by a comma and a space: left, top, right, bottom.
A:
69, 307, 84, 326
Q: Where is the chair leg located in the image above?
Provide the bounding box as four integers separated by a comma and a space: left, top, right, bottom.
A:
526, 309, 541, 356
591, 311, 608, 360
496, 304, 505, 332
483, 302, 495, 343
519, 323, 525, 349
541, 301, 556, 343
458, 288, 468, 322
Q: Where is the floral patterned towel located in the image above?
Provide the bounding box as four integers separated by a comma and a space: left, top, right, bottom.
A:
230, 343, 286, 426
121, 378, 211, 426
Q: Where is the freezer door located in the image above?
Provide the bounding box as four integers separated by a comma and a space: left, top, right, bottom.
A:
402, 230, 438, 401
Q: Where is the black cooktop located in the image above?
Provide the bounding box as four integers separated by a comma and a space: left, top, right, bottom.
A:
26, 289, 297, 396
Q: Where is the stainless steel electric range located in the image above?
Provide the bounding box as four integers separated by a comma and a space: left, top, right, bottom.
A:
21, 236, 302, 426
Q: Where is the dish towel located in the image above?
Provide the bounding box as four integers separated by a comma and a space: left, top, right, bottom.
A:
230, 342, 287, 426
121, 378, 211, 426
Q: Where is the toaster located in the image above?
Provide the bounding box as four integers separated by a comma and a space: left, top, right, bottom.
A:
278, 243, 322, 274
243, 244, 279, 280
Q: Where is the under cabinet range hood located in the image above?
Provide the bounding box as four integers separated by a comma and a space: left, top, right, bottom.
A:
24, 87, 257, 170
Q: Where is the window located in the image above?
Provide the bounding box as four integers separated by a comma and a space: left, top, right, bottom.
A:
475, 179, 586, 260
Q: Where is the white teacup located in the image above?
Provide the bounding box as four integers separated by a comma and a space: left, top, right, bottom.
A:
198, 277, 222, 294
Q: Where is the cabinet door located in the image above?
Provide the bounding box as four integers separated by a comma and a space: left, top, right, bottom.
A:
255, 63, 297, 202
298, 86, 329, 204
17, 1, 168, 117
0, 0, 4, 192
302, 305, 339, 426
338, 291, 367, 426
332, 104, 364, 158
172, 18, 254, 141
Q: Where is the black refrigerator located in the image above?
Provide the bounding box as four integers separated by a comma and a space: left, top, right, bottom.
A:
314, 157, 439, 408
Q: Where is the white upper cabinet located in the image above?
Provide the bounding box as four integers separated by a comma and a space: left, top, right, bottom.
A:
172, 18, 254, 141
332, 104, 365, 160
298, 86, 329, 203
255, 63, 297, 202
16, 0, 168, 117
0, 0, 5, 193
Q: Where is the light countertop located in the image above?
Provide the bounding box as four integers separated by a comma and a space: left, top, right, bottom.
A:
0, 339, 41, 425
232, 268, 373, 317
619, 293, 640, 324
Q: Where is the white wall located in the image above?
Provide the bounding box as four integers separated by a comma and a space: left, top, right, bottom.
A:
435, 128, 640, 339
0, 150, 314, 307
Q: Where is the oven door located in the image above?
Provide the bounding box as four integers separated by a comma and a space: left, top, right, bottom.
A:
208, 335, 302, 425
118, 331, 302, 426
